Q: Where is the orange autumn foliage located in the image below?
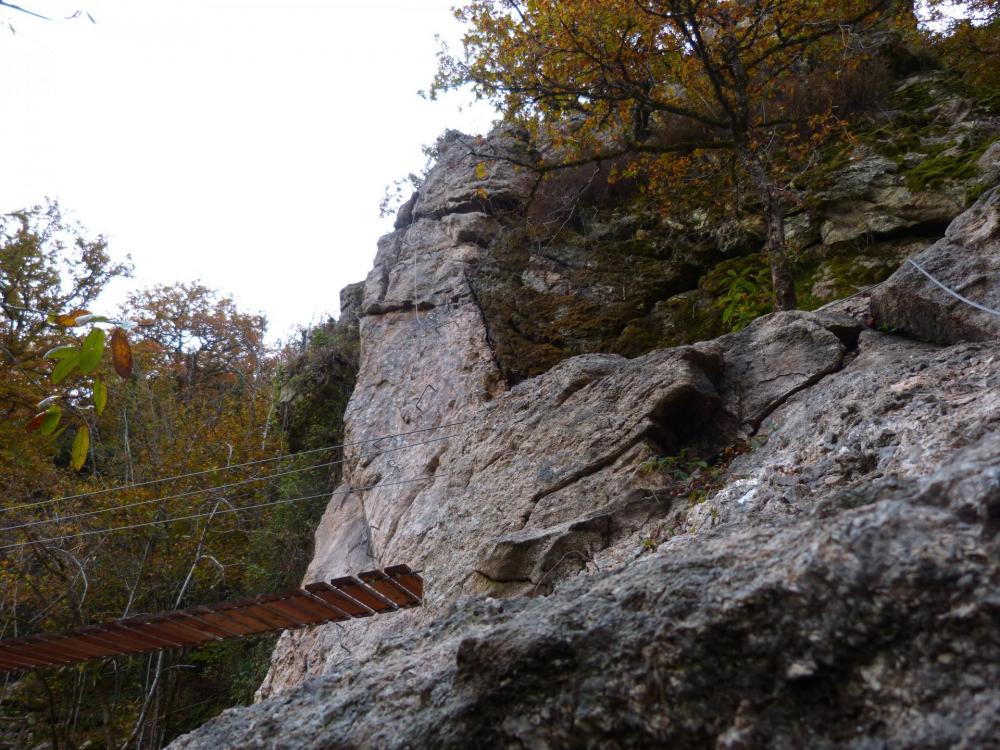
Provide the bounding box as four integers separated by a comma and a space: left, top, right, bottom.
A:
434, 0, 899, 309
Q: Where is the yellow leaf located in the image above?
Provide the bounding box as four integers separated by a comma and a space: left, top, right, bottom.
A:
52, 309, 92, 327
71, 425, 89, 471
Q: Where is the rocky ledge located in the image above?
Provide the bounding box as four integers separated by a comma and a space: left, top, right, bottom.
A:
171, 180, 1000, 748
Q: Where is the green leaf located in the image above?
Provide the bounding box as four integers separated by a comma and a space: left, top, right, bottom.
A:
71, 425, 89, 471
43, 345, 78, 361
78, 328, 106, 374
93, 379, 108, 416
39, 406, 62, 437
51, 352, 80, 385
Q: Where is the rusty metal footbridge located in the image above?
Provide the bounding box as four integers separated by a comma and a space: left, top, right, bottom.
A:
0, 565, 422, 673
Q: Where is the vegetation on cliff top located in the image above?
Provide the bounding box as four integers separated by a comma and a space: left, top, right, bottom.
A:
433, 0, 912, 311
426, 1, 1000, 381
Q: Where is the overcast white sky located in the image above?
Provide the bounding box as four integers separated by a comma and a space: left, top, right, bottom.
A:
0, 0, 495, 341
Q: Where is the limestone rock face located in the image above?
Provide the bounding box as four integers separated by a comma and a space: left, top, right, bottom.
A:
814, 149, 962, 246
871, 186, 1000, 344
168, 119, 1000, 748
409, 128, 537, 221
172, 324, 1000, 746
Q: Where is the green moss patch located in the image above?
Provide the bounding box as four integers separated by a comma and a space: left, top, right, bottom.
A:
904, 142, 990, 193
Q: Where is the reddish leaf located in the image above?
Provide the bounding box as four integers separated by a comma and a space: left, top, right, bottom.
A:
27, 406, 62, 435
26, 412, 46, 433
111, 328, 133, 379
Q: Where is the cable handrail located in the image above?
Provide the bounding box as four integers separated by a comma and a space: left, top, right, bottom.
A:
0, 419, 470, 516
0, 474, 441, 553
906, 258, 1000, 318
0, 431, 463, 535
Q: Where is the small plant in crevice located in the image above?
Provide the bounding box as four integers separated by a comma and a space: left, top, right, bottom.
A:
641, 448, 727, 509
715, 255, 774, 332
750, 432, 769, 451
641, 439, 758, 514
638, 520, 683, 554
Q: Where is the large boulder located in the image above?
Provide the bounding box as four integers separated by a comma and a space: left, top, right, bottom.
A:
170, 441, 1000, 748
870, 186, 1000, 343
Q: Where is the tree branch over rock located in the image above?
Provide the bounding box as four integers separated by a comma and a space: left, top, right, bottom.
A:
433, 0, 902, 310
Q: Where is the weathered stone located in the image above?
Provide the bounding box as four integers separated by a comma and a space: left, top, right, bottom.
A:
784, 211, 821, 252
819, 187, 960, 245
870, 185, 1000, 343
171, 112, 1000, 749
808, 73, 1000, 254
708, 310, 861, 434
411, 128, 537, 220
976, 140, 1000, 187
171, 467, 1000, 749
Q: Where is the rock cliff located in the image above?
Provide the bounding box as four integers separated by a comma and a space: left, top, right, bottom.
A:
170, 74, 1000, 748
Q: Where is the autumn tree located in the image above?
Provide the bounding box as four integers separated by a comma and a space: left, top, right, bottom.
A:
0, 200, 131, 362
0, 278, 308, 748
125, 283, 266, 390
921, 1, 1000, 89
434, 0, 901, 309
0, 218, 317, 746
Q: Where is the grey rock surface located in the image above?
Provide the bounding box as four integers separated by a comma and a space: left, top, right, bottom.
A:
171, 456, 1000, 749
976, 140, 1000, 188
411, 128, 537, 221
817, 172, 960, 247
871, 186, 1000, 343
170, 119, 1000, 748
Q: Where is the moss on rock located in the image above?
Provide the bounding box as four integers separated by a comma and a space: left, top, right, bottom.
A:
470, 214, 726, 382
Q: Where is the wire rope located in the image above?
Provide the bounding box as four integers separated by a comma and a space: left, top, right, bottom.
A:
0, 419, 470, 516
906, 258, 1000, 317
0, 431, 464, 535
0, 475, 440, 553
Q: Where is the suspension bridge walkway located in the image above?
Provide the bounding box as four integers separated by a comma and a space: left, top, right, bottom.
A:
0, 564, 422, 673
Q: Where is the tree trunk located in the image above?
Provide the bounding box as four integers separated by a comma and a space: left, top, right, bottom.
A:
738, 145, 797, 311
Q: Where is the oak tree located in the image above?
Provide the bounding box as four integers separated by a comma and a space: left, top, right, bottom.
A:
435, 0, 899, 309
